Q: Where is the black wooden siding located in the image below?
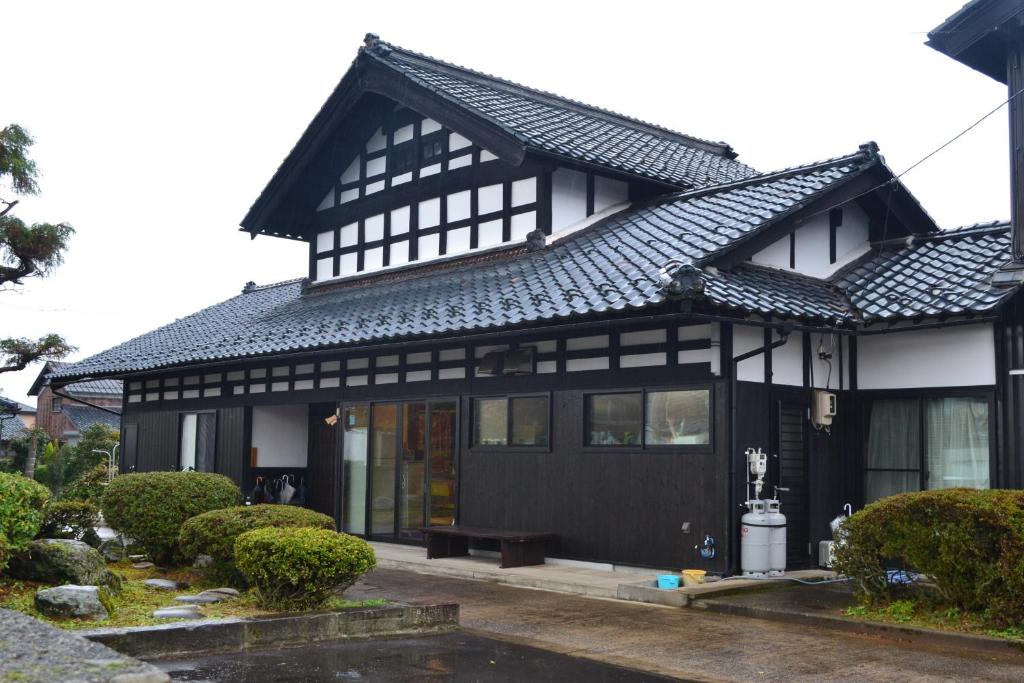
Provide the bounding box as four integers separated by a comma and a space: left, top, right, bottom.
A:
458, 384, 730, 571
215, 407, 245, 483
307, 403, 339, 520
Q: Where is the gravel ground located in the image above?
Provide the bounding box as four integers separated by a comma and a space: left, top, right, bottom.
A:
0, 607, 168, 683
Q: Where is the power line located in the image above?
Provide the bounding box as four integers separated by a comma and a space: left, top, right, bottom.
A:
803, 85, 1024, 225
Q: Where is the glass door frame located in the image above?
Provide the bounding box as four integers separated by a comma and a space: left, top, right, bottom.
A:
339, 397, 460, 544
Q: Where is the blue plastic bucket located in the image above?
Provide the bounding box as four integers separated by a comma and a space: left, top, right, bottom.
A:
657, 574, 680, 589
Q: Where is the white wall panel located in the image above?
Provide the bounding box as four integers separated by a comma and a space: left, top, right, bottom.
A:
734, 325, 765, 382
857, 324, 996, 389
478, 183, 503, 214
252, 405, 309, 468
770, 331, 803, 387
593, 175, 628, 212
551, 168, 587, 231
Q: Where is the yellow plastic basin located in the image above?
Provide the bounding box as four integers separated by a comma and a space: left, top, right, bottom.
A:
681, 569, 707, 587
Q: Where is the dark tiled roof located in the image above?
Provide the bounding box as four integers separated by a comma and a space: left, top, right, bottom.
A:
705, 265, 853, 323
1, 415, 26, 442
370, 38, 759, 189
53, 152, 871, 381
62, 404, 121, 435
835, 221, 1015, 321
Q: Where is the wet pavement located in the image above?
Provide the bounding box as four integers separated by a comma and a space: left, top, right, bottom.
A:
345, 568, 1024, 682
155, 631, 677, 682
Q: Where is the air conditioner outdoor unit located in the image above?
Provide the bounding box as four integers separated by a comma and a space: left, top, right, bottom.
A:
812, 390, 837, 427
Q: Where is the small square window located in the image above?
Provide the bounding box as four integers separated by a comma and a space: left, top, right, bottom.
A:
587, 393, 642, 446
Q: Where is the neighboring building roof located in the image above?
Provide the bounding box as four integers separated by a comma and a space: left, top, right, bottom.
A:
28, 361, 123, 397
61, 404, 121, 436
1, 415, 27, 442
835, 221, 1016, 322
926, 0, 1024, 84
368, 37, 759, 189
55, 148, 913, 381
0, 396, 34, 414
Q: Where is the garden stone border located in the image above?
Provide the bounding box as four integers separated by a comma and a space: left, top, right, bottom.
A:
79, 602, 459, 658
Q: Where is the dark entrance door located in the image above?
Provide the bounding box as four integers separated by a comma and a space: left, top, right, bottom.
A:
774, 399, 810, 569
354, 399, 457, 543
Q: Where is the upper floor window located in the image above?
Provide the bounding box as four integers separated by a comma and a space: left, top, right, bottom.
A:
51, 397, 63, 413
586, 388, 711, 447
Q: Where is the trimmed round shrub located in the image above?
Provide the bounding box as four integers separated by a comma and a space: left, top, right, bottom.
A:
62, 463, 110, 503
179, 505, 335, 586
0, 472, 51, 571
234, 527, 376, 610
101, 472, 240, 565
834, 488, 1024, 625
37, 500, 101, 546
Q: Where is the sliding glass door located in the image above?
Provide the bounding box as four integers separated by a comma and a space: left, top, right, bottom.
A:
341, 399, 457, 542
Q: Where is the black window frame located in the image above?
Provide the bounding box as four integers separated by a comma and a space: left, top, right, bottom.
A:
470, 393, 552, 451
51, 396, 63, 413
583, 385, 715, 451
861, 388, 995, 500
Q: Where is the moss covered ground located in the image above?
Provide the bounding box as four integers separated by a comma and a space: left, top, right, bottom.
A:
0, 561, 384, 630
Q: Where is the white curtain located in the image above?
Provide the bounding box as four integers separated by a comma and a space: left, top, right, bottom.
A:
865, 399, 920, 502
926, 398, 990, 490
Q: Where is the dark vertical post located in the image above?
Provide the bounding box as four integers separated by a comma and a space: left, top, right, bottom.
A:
1009, 22, 1024, 261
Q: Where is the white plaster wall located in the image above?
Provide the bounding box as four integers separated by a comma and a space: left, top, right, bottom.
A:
770, 330, 803, 387
857, 324, 996, 389
751, 234, 789, 270
551, 168, 587, 231
734, 324, 764, 382
593, 175, 628, 213
750, 200, 871, 279
252, 404, 309, 467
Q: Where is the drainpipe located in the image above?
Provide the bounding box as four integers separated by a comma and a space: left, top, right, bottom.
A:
728, 323, 792, 574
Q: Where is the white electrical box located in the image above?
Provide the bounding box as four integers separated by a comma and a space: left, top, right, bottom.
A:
811, 390, 837, 427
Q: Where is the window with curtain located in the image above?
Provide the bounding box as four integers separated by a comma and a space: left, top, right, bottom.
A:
864, 396, 990, 503
180, 412, 215, 472
864, 399, 920, 503
925, 397, 989, 490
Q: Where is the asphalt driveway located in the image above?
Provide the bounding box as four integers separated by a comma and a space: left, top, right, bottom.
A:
346, 568, 1024, 682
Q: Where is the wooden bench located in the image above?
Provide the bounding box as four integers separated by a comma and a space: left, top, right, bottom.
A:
419, 526, 557, 568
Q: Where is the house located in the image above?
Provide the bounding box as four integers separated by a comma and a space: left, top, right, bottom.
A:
28, 361, 122, 445
0, 396, 31, 459
51, 23, 1024, 573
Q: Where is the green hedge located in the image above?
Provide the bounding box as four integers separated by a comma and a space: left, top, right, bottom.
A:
61, 463, 110, 503
234, 527, 376, 610
834, 488, 1024, 625
37, 500, 101, 546
179, 505, 335, 586
101, 472, 240, 565
0, 473, 50, 572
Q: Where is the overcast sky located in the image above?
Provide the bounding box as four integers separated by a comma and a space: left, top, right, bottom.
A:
1, 0, 1008, 406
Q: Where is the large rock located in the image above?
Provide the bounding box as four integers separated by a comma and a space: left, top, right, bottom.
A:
34, 585, 109, 620
6, 539, 121, 590
98, 536, 127, 562
0, 607, 169, 682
